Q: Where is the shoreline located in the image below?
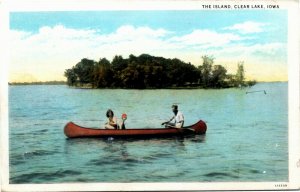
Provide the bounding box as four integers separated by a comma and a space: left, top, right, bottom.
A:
8, 81, 67, 86
8, 81, 287, 89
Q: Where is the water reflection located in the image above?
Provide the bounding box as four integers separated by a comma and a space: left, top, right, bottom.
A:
63, 135, 208, 175
191, 134, 207, 143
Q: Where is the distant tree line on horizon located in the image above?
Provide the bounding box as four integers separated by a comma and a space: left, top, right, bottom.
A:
9, 81, 66, 85
64, 54, 256, 89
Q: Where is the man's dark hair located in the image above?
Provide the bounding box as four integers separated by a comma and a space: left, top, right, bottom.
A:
172, 104, 178, 110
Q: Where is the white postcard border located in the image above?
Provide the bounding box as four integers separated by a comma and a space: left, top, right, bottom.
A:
1, 0, 299, 191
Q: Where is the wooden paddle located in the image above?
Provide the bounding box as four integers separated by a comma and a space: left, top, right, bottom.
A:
161, 121, 195, 132
172, 126, 196, 133
173, 127, 195, 132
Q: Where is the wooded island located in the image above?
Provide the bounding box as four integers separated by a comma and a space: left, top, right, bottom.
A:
64, 54, 256, 89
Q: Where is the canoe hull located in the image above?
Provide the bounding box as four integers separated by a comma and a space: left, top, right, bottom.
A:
64, 120, 207, 138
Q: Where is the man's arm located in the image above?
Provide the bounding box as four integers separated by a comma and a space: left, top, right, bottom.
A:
161, 116, 175, 125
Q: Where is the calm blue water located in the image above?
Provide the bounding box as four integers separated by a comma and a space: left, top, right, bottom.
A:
9, 82, 288, 183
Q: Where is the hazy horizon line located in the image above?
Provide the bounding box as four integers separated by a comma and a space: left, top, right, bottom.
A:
8, 80, 288, 84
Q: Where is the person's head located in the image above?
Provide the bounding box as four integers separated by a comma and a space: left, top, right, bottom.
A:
106, 109, 114, 118
172, 104, 178, 114
121, 113, 127, 120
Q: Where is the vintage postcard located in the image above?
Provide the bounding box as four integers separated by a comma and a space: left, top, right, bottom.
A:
1, 0, 299, 191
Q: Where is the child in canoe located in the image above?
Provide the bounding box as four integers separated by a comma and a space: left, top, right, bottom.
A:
104, 109, 126, 129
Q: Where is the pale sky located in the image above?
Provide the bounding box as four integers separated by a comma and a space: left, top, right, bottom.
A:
9, 10, 287, 82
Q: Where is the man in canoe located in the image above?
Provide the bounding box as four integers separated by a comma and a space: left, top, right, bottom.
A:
162, 104, 184, 128
105, 109, 126, 129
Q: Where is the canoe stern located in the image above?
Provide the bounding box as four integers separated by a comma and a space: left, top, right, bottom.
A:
191, 120, 207, 134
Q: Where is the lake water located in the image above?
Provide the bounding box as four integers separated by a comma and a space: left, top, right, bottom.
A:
9, 82, 288, 183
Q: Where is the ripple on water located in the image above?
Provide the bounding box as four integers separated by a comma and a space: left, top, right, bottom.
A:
89, 156, 148, 167
32, 129, 49, 135
203, 172, 239, 179
22, 150, 56, 158
89, 158, 117, 166
248, 169, 261, 174
144, 151, 173, 160
10, 150, 57, 165
10, 170, 82, 184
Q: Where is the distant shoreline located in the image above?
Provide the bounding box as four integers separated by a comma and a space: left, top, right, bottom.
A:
8, 81, 287, 87
8, 81, 67, 85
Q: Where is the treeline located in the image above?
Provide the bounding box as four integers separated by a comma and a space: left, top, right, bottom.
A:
9, 81, 66, 85
64, 54, 256, 89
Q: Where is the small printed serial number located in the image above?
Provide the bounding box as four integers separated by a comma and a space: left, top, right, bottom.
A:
275, 184, 287, 187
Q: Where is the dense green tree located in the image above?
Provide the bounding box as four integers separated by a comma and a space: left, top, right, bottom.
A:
111, 55, 127, 71
72, 58, 95, 85
198, 55, 214, 87
64, 54, 255, 89
119, 63, 144, 88
235, 61, 245, 87
93, 58, 113, 88
64, 68, 77, 86
211, 65, 228, 88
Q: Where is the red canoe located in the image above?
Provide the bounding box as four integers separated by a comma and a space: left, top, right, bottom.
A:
64, 120, 207, 138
